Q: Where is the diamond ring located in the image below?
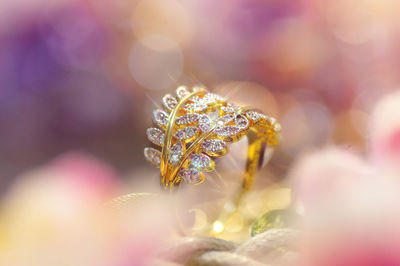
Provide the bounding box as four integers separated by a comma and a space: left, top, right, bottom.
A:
144, 86, 281, 190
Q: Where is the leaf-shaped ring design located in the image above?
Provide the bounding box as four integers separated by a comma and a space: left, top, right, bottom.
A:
144, 86, 281, 190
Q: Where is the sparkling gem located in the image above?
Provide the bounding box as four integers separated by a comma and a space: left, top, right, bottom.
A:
146, 128, 165, 145
260, 114, 269, 120
201, 93, 216, 104
144, 147, 161, 167
176, 86, 190, 98
208, 110, 220, 121
201, 139, 226, 152
169, 141, 183, 165
189, 153, 212, 169
174, 126, 199, 140
274, 123, 282, 132
235, 114, 249, 129
183, 98, 207, 112
162, 94, 178, 111
245, 110, 261, 122
179, 168, 203, 184
203, 93, 226, 104
152, 109, 169, 126
198, 114, 212, 132
192, 86, 204, 92
268, 117, 277, 124
217, 114, 235, 126
175, 113, 200, 125
214, 125, 241, 137
221, 104, 239, 114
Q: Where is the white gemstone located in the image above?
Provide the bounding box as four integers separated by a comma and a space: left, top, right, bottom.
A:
162, 94, 178, 111
198, 114, 212, 132
189, 153, 212, 170
201, 139, 226, 152
201, 93, 216, 104
268, 117, 277, 124
179, 168, 203, 184
221, 104, 239, 114
144, 147, 161, 167
217, 114, 235, 126
235, 114, 249, 129
176, 86, 190, 98
175, 113, 200, 125
203, 93, 226, 104
214, 125, 241, 137
152, 109, 169, 126
174, 126, 199, 140
192, 86, 204, 92
274, 123, 282, 132
169, 141, 183, 165
146, 128, 165, 145
245, 110, 261, 122
208, 110, 220, 121
183, 98, 207, 112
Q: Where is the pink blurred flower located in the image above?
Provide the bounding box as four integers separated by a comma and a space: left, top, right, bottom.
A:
0, 152, 175, 266
291, 147, 368, 212
48, 151, 120, 199
370, 91, 400, 168
290, 91, 400, 265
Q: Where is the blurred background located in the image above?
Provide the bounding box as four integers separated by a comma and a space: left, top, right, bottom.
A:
3, 0, 400, 265
3, 0, 400, 191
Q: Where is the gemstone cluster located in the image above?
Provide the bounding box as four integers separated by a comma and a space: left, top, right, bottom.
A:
144, 86, 280, 186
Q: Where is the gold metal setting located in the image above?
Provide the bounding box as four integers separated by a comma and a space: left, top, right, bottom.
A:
144, 86, 281, 190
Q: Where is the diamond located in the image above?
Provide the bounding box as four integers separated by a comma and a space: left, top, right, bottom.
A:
235, 114, 249, 129
201, 139, 226, 152
175, 113, 200, 125
146, 128, 165, 145
152, 109, 169, 127
174, 126, 199, 140
183, 98, 207, 112
176, 86, 190, 98
274, 123, 282, 132
203, 93, 226, 104
198, 114, 212, 132
214, 125, 241, 137
162, 94, 178, 111
245, 110, 261, 122
268, 117, 277, 124
179, 168, 204, 184
192, 86, 204, 92
144, 147, 161, 167
189, 153, 212, 170
217, 114, 235, 126
221, 104, 239, 114
201, 93, 216, 104
169, 141, 183, 165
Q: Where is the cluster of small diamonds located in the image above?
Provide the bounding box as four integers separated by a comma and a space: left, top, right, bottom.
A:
144, 86, 279, 186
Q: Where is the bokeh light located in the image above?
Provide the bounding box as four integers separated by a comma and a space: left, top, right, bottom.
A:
129, 36, 184, 90
2, 0, 400, 264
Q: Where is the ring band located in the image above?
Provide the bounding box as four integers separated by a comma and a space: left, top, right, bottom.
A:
144, 86, 281, 192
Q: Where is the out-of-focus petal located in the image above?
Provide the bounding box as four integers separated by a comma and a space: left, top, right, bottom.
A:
370, 91, 400, 167
290, 147, 367, 213
301, 177, 400, 266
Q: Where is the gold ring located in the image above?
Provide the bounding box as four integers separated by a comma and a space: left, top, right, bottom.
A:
144, 86, 281, 193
